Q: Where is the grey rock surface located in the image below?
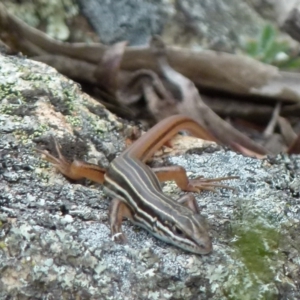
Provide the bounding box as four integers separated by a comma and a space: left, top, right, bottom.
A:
77, 0, 264, 50
77, 0, 165, 46
0, 53, 300, 299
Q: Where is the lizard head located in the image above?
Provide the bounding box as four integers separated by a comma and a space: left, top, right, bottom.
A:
152, 212, 212, 255
169, 213, 213, 255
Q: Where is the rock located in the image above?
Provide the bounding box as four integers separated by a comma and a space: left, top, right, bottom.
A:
0, 52, 299, 299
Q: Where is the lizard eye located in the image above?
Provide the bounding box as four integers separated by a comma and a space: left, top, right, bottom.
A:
173, 226, 183, 236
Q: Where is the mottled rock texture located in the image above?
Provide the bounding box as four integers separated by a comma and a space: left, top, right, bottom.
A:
0, 53, 300, 299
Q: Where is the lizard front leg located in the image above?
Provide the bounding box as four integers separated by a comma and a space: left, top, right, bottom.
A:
109, 198, 134, 243
153, 166, 238, 192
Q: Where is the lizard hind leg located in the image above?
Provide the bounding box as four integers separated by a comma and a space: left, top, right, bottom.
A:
36, 138, 106, 183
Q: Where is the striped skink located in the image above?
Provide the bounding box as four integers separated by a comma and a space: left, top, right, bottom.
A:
37, 115, 236, 254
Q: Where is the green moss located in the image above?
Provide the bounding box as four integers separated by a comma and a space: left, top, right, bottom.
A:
1, 104, 13, 115
36, 169, 51, 183
35, 154, 53, 182
233, 224, 279, 279
59, 84, 79, 113
21, 72, 46, 82
32, 124, 51, 138
222, 200, 283, 299
87, 116, 109, 135
14, 130, 30, 144
0, 84, 22, 100
14, 125, 49, 144
65, 115, 82, 127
